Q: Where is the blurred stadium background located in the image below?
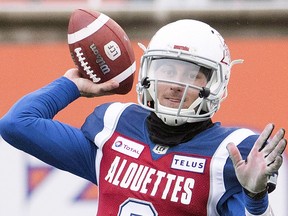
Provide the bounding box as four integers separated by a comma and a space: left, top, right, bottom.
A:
0, 0, 287, 215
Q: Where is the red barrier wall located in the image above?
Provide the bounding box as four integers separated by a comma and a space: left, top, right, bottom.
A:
1, 38, 287, 154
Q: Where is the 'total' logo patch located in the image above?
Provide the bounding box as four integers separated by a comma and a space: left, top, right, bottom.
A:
112, 136, 144, 158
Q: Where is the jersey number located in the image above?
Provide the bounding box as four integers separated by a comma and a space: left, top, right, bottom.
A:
118, 198, 158, 216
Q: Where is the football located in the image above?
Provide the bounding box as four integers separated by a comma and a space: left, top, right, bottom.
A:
67, 9, 136, 94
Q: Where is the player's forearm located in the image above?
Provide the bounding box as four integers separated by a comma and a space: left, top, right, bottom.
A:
2, 76, 79, 119
25, 76, 80, 118
0, 77, 80, 150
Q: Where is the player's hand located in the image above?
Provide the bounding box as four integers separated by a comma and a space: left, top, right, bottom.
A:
226, 123, 287, 194
64, 68, 119, 97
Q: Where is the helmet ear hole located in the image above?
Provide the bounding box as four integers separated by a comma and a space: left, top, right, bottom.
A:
141, 77, 150, 88
199, 87, 210, 98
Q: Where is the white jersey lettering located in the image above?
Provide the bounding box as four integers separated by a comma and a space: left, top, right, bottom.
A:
105, 156, 195, 205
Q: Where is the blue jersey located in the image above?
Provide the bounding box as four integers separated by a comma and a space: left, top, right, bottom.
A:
0, 77, 269, 216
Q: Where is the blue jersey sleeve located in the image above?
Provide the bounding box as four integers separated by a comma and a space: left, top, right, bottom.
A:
0, 77, 97, 184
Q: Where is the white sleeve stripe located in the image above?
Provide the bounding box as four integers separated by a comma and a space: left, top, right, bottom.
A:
94, 102, 133, 184
207, 128, 255, 215
94, 102, 133, 149
67, 13, 110, 44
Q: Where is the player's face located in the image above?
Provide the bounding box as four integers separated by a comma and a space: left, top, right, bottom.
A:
150, 59, 209, 109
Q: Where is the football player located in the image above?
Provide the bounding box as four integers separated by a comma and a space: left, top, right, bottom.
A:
0, 20, 286, 215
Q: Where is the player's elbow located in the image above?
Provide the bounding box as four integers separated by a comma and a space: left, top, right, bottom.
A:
0, 111, 28, 145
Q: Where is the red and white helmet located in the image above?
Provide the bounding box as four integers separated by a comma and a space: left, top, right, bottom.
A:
137, 19, 242, 126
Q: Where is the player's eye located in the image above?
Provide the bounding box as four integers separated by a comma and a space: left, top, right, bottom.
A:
187, 71, 197, 80
157, 65, 176, 78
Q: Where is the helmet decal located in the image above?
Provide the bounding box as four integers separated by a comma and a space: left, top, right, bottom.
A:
221, 43, 231, 65
214, 31, 231, 65
173, 45, 189, 52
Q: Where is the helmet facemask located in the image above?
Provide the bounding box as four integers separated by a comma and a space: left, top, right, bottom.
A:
137, 49, 225, 126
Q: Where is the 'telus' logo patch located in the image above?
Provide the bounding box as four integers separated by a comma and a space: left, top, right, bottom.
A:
112, 136, 144, 158
104, 41, 121, 61
171, 155, 206, 173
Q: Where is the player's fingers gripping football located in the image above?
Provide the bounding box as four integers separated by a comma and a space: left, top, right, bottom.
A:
64, 68, 119, 97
